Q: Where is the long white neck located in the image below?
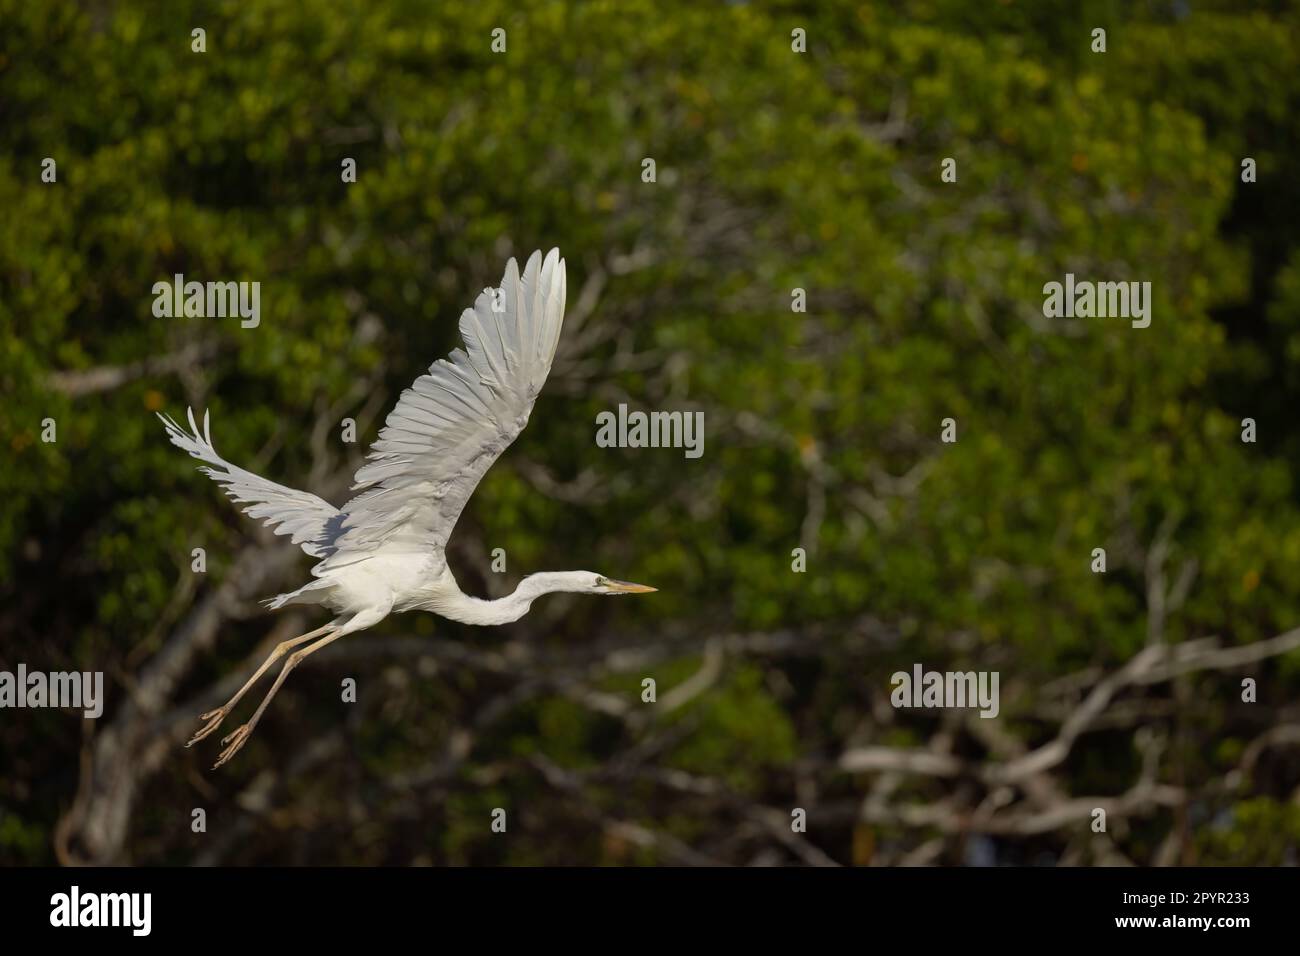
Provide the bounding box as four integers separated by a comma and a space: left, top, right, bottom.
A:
430, 571, 592, 626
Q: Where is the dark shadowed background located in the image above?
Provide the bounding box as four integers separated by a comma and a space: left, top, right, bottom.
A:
3, 0, 1300, 865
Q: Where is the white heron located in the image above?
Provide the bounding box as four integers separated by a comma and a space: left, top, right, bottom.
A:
159, 248, 656, 768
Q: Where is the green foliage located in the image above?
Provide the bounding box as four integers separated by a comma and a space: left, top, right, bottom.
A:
2, 0, 1299, 865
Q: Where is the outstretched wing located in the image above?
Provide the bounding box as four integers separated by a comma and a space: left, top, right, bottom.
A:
325, 248, 567, 565
158, 407, 343, 558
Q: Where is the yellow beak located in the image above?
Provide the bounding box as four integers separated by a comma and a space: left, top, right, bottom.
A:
605, 579, 658, 593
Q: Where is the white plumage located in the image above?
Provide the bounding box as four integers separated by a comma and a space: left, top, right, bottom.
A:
159, 249, 655, 768
157, 407, 340, 558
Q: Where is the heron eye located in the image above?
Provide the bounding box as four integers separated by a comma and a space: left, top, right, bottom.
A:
595, 576, 607, 586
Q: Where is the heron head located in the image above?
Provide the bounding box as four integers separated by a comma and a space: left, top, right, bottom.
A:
590, 573, 657, 595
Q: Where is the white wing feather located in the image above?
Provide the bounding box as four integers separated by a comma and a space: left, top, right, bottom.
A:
324, 248, 567, 565
158, 407, 343, 557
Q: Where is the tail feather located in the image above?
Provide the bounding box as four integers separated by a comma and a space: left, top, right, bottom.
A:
263, 578, 334, 610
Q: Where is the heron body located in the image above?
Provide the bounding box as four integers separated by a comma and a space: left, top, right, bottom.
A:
159, 249, 655, 767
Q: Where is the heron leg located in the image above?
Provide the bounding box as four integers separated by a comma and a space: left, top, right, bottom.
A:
212, 628, 347, 769
187, 623, 334, 747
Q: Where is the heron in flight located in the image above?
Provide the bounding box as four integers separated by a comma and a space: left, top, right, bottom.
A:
159, 249, 656, 768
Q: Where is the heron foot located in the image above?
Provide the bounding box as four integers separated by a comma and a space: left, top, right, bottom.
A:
213, 724, 252, 769
187, 708, 229, 747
